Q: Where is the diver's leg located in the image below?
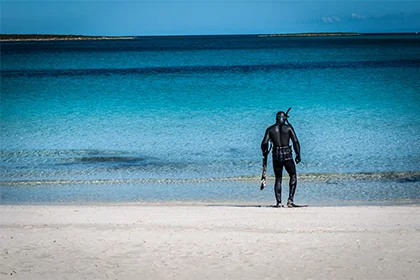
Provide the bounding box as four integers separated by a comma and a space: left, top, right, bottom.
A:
273, 160, 284, 207
284, 160, 297, 206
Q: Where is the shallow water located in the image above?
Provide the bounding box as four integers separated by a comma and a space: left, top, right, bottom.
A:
1, 35, 419, 204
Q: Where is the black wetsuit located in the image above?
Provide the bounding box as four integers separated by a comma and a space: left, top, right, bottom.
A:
261, 112, 301, 206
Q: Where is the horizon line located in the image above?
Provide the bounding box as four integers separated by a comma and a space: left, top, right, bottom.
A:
1, 31, 419, 37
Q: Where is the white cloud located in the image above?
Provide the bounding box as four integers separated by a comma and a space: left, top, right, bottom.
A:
321, 12, 383, 24
351, 13, 368, 20
321, 16, 341, 23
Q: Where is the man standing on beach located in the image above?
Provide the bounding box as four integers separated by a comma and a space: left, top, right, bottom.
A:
261, 110, 301, 207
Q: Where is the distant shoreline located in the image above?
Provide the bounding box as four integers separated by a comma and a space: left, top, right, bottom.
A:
0, 34, 136, 42
258, 32, 361, 37
1, 32, 418, 42
0, 32, 419, 42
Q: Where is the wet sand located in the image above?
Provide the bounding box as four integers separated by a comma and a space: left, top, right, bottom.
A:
1, 205, 419, 279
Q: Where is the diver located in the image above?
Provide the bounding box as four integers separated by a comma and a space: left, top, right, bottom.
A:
261, 109, 301, 207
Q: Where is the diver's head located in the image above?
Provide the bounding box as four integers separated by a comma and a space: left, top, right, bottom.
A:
276, 111, 288, 124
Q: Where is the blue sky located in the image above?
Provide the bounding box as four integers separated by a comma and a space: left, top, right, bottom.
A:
1, 0, 420, 35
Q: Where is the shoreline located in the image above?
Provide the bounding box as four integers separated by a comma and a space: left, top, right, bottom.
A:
1, 32, 418, 42
2, 170, 418, 184
0, 35, 136, 42
258, 32, 361, 37
1, 200, 420, 207
1, 171, 419, 206
1, 205, 419, 279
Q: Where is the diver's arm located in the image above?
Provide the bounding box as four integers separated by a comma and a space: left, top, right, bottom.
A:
261, 129, 270, 157
289, 126, 301, 163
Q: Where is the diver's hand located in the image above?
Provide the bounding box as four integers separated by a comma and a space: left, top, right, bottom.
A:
262, 150, 269, 158
295, 156, 301, 164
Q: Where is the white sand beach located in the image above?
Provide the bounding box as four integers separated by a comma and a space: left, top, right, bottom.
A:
1, 205, 419, 280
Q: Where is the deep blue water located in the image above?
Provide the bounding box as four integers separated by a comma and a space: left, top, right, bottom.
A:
1, 35, 419, 205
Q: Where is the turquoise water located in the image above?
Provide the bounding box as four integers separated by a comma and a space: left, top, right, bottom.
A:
1, 35, 420, 205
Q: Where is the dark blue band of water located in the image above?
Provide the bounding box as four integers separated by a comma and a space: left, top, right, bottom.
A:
2, 59, 420, 78
2, 35, 419, 54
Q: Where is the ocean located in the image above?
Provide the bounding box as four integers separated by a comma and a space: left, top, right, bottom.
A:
1, 35, 419, 205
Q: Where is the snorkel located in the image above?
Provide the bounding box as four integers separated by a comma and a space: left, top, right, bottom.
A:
285, 107, 291, 125
276, 107, 292, 125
